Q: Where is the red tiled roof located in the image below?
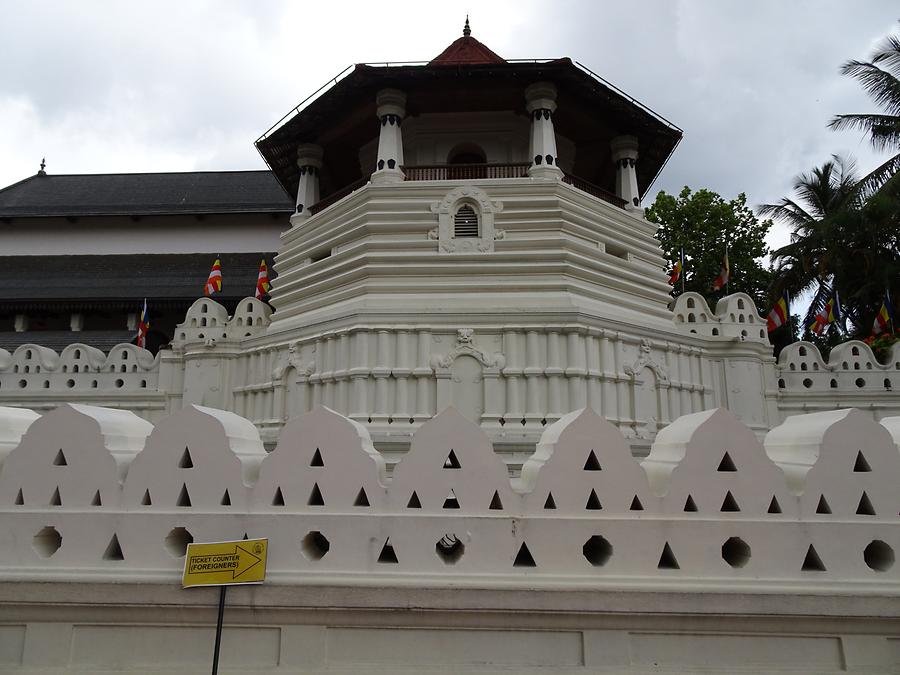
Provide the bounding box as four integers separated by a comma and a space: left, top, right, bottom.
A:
430, 35, 505, 65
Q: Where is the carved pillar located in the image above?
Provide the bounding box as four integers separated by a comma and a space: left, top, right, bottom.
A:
566, 330, 587, 410
546, 330, 565, 417
350, 331, 370, 419
524, 330, 543, 422
393, 330, 411, 421
372, 330, 392, 422
371, 89, 406, 185
585, 332, 603, 412
502, 330, 523, 422
413, 330, 433, 420
610, 135, 641, 212
600, 331, 618, 423
525, 82, 563, 179
291, 143, 323, 225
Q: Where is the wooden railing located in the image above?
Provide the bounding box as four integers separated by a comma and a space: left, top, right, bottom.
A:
561, 174, 627, 209
308, 175, 370, 215
402, 163, 530, 181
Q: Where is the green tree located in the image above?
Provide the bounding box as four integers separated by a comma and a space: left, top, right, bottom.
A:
829, 22, 900, 194
646, 187, 773, 310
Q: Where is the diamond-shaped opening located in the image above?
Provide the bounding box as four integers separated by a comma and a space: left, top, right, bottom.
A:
176, 483, 192, 507
377, 538, 398, 564
354, 487, 370, 507
140, 489, 152, 506
583, 535, 612, 567
722, 537, 750, 568
443, 489, 460, 509
14, 488, 24, 506
220, 489, 231, 506
33, 526, 62, 558
856, 492, 875, 516
102, 533, 124, 561
435, 534, 465, 565
720, 491, 740, 512
853, 451, 871, 473
308, 483, 324, 506
801, 544, 826, 572
164, 527, 193, 558
583, 450, 601, 471
585, 489, 602, 510
91, 490, 102, 507
53, 449, 67, 466
864, 540, 894, 572
178, 448, 194, 469
658, 542, 679, 570
543, 492, 557, 509
513, 542, 536, 568
489, 490, 504, 510
629, 496, 644, 511
683, 495, 698, 512
301, 531, 330, 561
406, 491, 422, 509
767, 496, 782, 514
815, 495, 831, 514
310, 448, 324, 467
50, 487, 61, 507
443, 449, 461, 469
717, 452, 737, 472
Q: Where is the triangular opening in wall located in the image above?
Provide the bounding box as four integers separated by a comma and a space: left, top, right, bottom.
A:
242, 533, 249, 540
802, 544, 826, 571
767, 496, 782, 514
856, 491, 876, 516
489, 490, 504, 510
178, 448, 194, 469
630, 495, 644, 511
50, 487, 62, 507
720, 491, 741, 512
585, 489, 602, 510
377, 538, 399, 564
272, 487, 285, 507
140, 489, 152, 506
176, 483, 192, 508
14, 488, 24, 506
443, 489, 460, 509
683, 495, 698, 512
103, 534, 124, 561
443, 449, 461, 469
407, 491, 422, 509
853, 451, 872, 473
53, 449, 68, 466
220, 489, 231, 506
658, 542, 680, 570
543, 492, 557, 509
91, 490, 102, 506
310, 448, 324, 467
717, 452, 737, 472
354, 487, 370, 507
513, 542, 537, 568
308, 483, 324, 507
583, 450, 602, 471
815, 495, 831, 514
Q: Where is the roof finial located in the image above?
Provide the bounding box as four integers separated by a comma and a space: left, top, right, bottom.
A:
38, 158, 47, 176
463, 15, 471, 37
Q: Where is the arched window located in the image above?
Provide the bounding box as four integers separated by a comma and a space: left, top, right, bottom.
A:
447, 143, 486, 165
454, 205, 479, 238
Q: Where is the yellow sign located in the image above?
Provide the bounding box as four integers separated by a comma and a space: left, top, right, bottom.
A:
182, 538, 268, 588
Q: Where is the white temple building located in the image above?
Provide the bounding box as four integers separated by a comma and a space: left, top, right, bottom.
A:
0, 22, 899, 674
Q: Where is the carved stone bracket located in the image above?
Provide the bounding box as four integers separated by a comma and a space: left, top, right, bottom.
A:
429, 186, 503, 253
287, 342, 316, 378
624, 338, 669, 384
430, 329, 506, 370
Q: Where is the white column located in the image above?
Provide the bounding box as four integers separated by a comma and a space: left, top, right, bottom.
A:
610, 135, 641, 212
371, 89, 406, 185
13, 314, 28, 332
525, 82, 563, 179
290, 144, 323, 225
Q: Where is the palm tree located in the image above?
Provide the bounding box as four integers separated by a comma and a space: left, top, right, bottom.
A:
829, 23, 900, 194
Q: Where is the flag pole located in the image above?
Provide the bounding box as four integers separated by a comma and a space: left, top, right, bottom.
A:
680, 247, 685, 295
725, 241, 729, 296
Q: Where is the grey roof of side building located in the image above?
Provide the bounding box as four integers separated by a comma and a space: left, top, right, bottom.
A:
0, 253, 276, 302
0, 170, 294, 218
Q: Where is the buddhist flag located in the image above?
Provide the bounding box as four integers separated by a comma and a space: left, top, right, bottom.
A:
136, 299, 149, 348
255, 259, 271, 300
872, 290, 895, 335
767, 291, 790, 333
204, 258, 222, 296
668, 248, 684, 286
711, 251, 730, 291
808, 291, 841, 336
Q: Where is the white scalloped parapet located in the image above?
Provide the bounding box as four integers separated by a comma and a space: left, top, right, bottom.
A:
172, 296, 272, 345
0, 403, 899, 586
777, 340, 899, 391
0, 406, 40, 469
672, 292, 769, 342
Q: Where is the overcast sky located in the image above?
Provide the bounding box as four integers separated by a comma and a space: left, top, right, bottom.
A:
1, 1, 897, 250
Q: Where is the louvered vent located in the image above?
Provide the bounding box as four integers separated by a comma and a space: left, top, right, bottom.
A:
454, 205, 479, 237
